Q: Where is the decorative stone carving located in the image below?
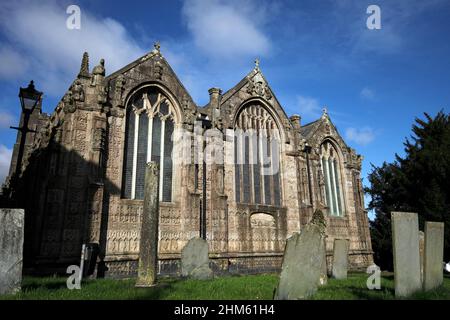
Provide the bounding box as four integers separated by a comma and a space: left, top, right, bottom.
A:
153, 60, 163, 80
114, 75, 126, 105
93, 128, 106, 151
63, 90, 76, 113
246, 72, 272, 100
91, 59, 105, 87
72, 80, 85, 102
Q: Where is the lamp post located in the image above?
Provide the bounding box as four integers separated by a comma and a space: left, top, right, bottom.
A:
10, 80, 42, 176
303, 143, 313, 206
198, 116, 212, 240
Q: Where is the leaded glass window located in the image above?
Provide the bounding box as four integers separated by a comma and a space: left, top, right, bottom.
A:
234, 104, 282, 206
320, 141, 344, 216
122, 87, 176, 202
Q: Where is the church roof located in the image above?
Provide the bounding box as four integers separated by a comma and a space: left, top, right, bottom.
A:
299, 119, 321, 138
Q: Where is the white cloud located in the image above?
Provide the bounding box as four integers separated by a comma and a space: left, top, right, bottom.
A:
0, 46, 29, 79
0, 144, 12, 185
0, 1, 147, 96
296, 95, 322, 119
360, 87, 375, 100
182, 0, 271, 60
345, 127, 375, 146
0, 111, 15, 129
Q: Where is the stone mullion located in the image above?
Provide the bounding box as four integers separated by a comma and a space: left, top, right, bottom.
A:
258, 118, 265, 205
269, 124, 275, 206
146, 115, 153, 163
329, 158, 339, 216
324, 157, 334, 215
159, 119, 166, 201
239, 116, 244, 203
248, 117, 255, 203
333, 159, 343, 216
131, 112, 140, 199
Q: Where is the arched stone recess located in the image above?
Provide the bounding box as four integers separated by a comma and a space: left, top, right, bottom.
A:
249, 212, 285, 253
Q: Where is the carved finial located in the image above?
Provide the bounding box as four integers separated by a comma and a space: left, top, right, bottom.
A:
254, 58, 260, 69
322, 106, 328, 117
154, 41, 161, 53
78, 52, 90, 77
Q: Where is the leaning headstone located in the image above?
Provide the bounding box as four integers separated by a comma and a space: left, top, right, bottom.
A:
0, 209, 25, 295
423, 221, 444, 291
332, 239, 349, 279
419, 231, 424, 283
275, 209, 326, 300
391, 212, 422, 297
136, 162, 160, 287
181, 237, 213, 280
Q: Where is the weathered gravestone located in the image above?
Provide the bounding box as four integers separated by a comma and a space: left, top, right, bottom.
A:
332, 239, 349, 279
319, 239, 328, 286
423, 221, 444, 291
275, 209, 326, 300
391, 212, 422, 297
136, 162, 160, 287
181, 237, 213, 280
419, 231, 424, 283
0, 209, 24, 295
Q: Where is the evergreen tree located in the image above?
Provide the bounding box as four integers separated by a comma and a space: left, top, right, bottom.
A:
365, 111, 450, 270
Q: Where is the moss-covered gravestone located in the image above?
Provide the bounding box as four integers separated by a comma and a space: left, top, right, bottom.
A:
423, 221, 444, 291
181, 237, 213, 280
275, 209, 327, 300
391, 212, 422, 297
332, 239, 349, 280
0, 209, 24, 295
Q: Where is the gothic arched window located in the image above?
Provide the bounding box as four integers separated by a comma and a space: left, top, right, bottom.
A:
122, 86, 175, 202
234, 104, 281, 206
320, 141, 345, 216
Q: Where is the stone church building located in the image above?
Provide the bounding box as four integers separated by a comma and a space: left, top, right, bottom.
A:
5, 44, 373, 277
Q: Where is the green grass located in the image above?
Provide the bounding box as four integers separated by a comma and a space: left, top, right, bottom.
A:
1, 273, 449, 300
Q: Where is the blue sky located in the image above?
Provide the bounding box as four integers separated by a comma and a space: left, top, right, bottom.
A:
0, 0, 449, 217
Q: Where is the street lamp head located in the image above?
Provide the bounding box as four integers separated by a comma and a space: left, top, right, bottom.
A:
19, 80, 42, 113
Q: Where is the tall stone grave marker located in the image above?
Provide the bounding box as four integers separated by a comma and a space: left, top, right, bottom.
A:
275, 209, 326, 300
391, 212, 421, 297
419, 231, 424, 283
332, 239, 349, 279
319, 238, 328, 286
181, 237, 213, 280
423, 221, 444, 291
136, 162, 160, 287
0, 209, 24, 295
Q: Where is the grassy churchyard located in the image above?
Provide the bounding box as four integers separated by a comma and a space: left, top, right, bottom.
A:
1, 273, 449, 300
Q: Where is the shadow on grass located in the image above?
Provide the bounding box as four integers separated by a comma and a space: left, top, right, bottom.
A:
21, 277, 68, 291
